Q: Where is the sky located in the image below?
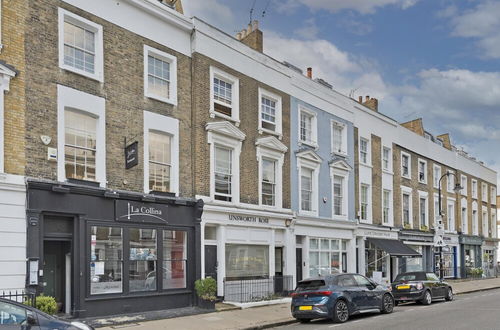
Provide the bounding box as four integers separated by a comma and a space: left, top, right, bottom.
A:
183, 0, 500, 183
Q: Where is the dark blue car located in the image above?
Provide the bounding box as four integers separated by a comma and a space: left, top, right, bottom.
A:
291, 273, 394, 323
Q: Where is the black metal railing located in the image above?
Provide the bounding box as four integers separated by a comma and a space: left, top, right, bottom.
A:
0, 290, 36, 307
223, 276, 294, 303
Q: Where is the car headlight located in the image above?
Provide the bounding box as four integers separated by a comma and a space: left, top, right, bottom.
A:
71, 321, 93, 330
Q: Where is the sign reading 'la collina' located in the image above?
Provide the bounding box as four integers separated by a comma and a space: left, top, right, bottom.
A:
115, 200, 168, 224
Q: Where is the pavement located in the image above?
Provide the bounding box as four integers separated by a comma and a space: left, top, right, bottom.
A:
96, 277, 500, 330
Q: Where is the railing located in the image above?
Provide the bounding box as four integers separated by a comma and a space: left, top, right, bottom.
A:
223, 275, 294, 303
0, 290, 36, 307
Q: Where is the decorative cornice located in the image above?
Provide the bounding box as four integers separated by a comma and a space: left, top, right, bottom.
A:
205, 121, 246, 141
296, 149, 322, 163
329, 158, 353, 171
255, 136, 288, 153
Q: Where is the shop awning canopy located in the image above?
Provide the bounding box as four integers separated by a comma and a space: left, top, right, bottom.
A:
367, 238, 422, 257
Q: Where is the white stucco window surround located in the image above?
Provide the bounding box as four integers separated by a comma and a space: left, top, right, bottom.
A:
329, 159, 352, 220
256, 136, 288, 208
209, 67, 240, 125
57, 85, 106, 187
206, 121, 245, 204
58, 8, 104, 82
143, 45, 177, 105
331, 120, 348, 156
401, 151, 411, 179
298, 105, 318, 149
401, 185, 413, 229
296, 149, 322, 216
418, 191, 429, 229
258, 88, 282, 139
143, 111, 179, 195
0, 63, 16, 173
460, 197, 468, 234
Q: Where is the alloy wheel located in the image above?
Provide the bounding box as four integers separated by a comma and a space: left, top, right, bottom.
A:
424, 291, 432, 305
335, 300, 349, 322
383, 294, 394, 313
446, 288, 453, 301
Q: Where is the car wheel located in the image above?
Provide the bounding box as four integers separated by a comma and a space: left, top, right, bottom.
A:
332, 299, 349, 323
297, 318, 311, 323
445, 287, 453, 301
381, 294, 394, 314
421, 290, 432, 305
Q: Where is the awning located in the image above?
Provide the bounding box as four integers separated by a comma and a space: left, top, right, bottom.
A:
367, 238, 421, 257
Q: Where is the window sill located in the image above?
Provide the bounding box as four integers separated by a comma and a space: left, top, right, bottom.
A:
67, 178, 100, 188
382, 169, 394, 175
418, 180, 427, 185
258, 127, 282, 140
298, 140, 318, 150
331, 151, 348, 158
210, 111, 240, 127
360, 162, 372, 169
402, 175, 411, 180
332, 215, 348, 221
145, 92, 177, 106
60, 64, 103, 82
298, 210, 318, 218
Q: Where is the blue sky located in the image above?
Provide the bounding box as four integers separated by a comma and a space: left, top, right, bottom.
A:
183, 0, 500, 182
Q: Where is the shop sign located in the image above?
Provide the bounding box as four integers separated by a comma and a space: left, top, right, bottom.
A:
125, 141, 138, 169
228, 214, 269, 224
399, 233, 434, 242
459, 235, 483, 245
358, 230, 397, 239
443, 236, 459, 245
115, 200, 168, 224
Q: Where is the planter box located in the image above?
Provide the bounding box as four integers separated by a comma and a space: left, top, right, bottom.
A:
198, 298, 215, 310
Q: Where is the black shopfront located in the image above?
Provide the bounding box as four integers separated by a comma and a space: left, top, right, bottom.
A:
26, 180, 203, 318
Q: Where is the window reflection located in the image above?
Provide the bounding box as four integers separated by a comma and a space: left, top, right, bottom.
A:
129, 228, 157, 292
90, 226, 123, 295
163, 231, 187, 289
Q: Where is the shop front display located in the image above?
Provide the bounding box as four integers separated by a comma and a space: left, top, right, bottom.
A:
459, 235, 483, 278
308, 238, 348, 277
26, 180, 203, 318
398, 230, 434, 274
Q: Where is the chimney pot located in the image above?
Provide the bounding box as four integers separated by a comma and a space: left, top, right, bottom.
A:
252, 20, 259, 31
366, 95, 370, 101
307, 67, 313, 79
236, 32, 242, 40
247, 23, 253, 34
358, 96, 362, 103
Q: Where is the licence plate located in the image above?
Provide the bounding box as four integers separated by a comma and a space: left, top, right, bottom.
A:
397, 285, 410, 290
299, 306, 313, 311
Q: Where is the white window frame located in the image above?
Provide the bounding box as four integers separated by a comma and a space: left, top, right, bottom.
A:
331, 120, 348, 156
401, 186, 413, 228
447, 170, 455, 193
58, 8, 104, 82
330, 165, 350, 220
359, 137, 370, 165
433, 193, 440, 223
297, 156, 321, 216
382, 189, 393, 226
482, 207, 489, 237
257, 146, 285, 209
143, 111, 179, 195
401, 151, 411, 179
482, 183, 488, 202
360, 183, 371, 223
418, 191, 429, 229
433, 164, 441, 189
209, 67, 240, 124
491, 186, 496, 204
447, 199, 455, 233
143, 45, 177, 105
298, 105, 318, 148
382, 146, 392, 172
471, 179, 478, 199
472, 203, 478, 236
491, 210, 497, 238
57, 85, 106, 187
460, 174, 467, 196
258, 88, 282, 138
461, 198, 468, 234
418, 159, 427, 184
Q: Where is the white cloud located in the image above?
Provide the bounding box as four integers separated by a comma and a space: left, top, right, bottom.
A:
183, 0, 235, 32
449, 1, 500, 58
293, 18, 319, 39
277, 0, 418, 14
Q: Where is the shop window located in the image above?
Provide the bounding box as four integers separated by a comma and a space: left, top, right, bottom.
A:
148, 131, 172, 193
58, 8, 103, 81
225, 245, 269, 280
90, 226, 123, 295
163, 230, 187, 289
404, 245, 423, 272
308, 238, 346, 277
210, 67, 239, 122
64, 110, 97, 182
261, 158, 276, 206
365, 242, 388, 278
214, 146, 233, 202
129, 228, 157, 292
144, 45, 177, 105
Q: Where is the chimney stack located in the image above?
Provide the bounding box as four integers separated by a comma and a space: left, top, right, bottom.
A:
359, 95, 378, 112
235, 20, 263, 53
307, 67, 312, 79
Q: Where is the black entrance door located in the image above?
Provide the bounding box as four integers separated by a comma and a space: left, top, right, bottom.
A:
296, 248, 302, 283
204, 245, 217, 280
43, 241, 71, 312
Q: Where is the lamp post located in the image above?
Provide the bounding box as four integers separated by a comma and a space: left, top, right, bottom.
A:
437, 171, 462, 280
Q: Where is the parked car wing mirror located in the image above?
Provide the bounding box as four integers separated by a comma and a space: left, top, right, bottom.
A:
27, 312, 37, 326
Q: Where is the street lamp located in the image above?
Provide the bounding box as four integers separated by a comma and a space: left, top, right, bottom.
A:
437, 171, 462, 280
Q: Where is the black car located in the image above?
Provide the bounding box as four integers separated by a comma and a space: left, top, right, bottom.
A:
291, 273, 394, 323
391, 271, 453, 305
0, 298, 94, 329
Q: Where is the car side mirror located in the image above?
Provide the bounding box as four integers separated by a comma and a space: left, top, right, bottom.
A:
27, 312, 37, 326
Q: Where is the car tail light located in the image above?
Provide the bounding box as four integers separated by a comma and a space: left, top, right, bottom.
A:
416, 282, 424, 290
312, 291, 333, 296
291, 292, 300, 297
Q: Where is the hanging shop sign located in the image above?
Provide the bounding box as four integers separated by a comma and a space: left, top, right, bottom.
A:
125, 141, 139, 169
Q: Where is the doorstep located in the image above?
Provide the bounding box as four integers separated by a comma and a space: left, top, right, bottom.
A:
224, 297, 292, 309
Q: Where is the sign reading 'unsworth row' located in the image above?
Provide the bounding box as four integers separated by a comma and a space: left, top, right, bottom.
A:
115, 200, 168, 224
228, 214, 269, 224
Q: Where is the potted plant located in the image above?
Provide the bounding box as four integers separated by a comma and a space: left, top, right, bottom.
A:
195, 277, 217, 310
420, 225, 429, 231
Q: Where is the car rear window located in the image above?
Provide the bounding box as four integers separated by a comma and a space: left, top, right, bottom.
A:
395, 273, 426, 281
296, 280, 326, 292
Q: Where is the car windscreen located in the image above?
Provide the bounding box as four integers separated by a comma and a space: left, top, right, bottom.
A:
296, 280, 326, 292
395, 273, 426, 282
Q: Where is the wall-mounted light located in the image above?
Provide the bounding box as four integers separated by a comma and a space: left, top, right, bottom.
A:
285, 219, 292, 227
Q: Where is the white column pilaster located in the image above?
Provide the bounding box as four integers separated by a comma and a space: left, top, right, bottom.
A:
269, 229, 275, 276
216, 225, 226, 296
